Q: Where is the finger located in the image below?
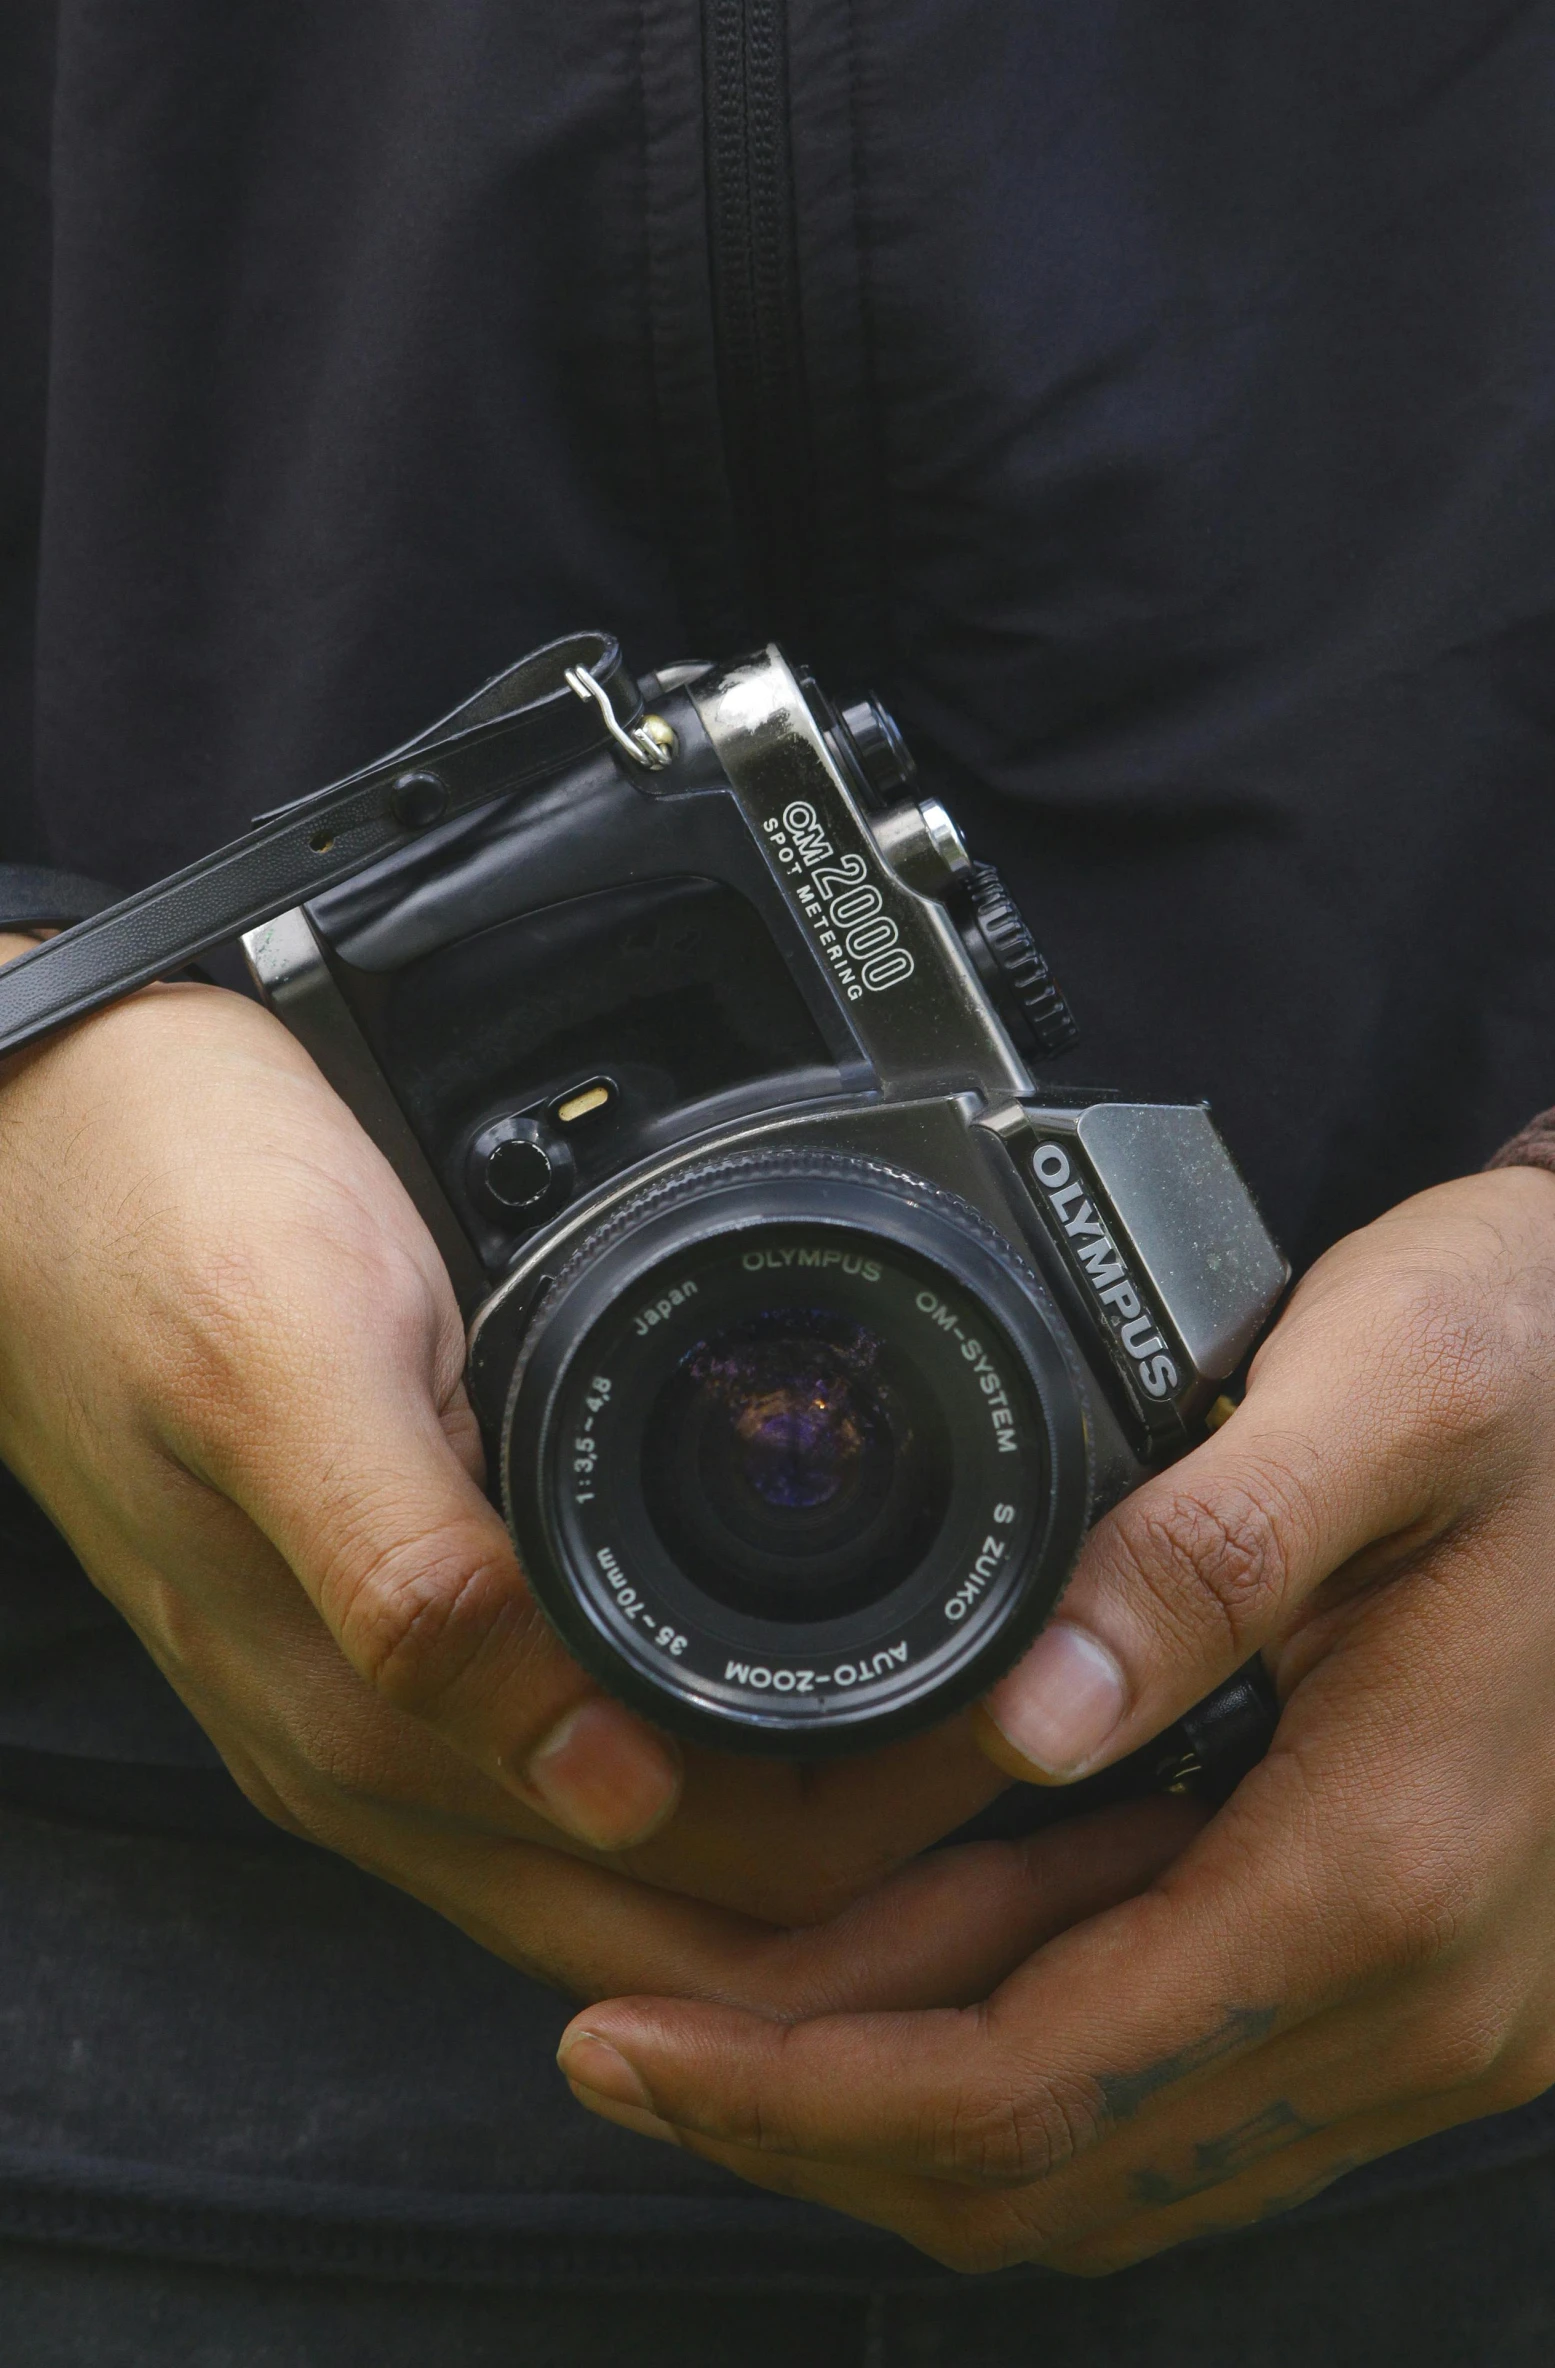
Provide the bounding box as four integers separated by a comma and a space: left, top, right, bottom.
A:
642, 2087, 1468, 2277
55, 1474, 651, 1861
980, 1278, 1468, 1780
274, 1775, 1198, 2018
557, 1805, 1282, 2185
569, 2106, 1022, 2273
1008, 1983, 1432, 2259
114, 1522, 770, 2001
58, 1417, 1004, 1913
629, 1714, 1012, 1926
732, 1796, 1205, 2015
558, 1945, 1517, 2272
549, 1596, 1504, 2196
1048, 2082, 1483, 2274
110, 1448, 1206, 2017
559, 1600, 1552, 2191
564, 1311, 1555, 2246
332, 1719, 1205, 2008
162, 1237, 682, 1855
67, 1410, 1177, 1951
558, 1987, 1126, 2185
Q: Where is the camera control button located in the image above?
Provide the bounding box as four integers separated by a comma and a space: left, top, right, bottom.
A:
836, 696, 917, 805
485, 1139, 555, 1211
871, 797, 971, 895
469, 1116, 575, 1224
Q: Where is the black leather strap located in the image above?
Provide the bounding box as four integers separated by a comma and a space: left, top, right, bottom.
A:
0, 868, 119, 932
0, 630, 643, 1062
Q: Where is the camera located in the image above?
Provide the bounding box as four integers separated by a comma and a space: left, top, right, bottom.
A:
0, 631, 1287, 1760
240, 641, 1289, 1756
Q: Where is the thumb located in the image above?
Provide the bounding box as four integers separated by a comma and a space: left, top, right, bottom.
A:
978, 1340, 1435, 1784
180, 1302, 682, 1853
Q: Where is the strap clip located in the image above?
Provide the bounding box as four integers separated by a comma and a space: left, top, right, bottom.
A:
565, 664, 676, 770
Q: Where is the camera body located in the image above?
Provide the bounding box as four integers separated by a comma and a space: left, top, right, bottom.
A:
241, 644, 1287, 1756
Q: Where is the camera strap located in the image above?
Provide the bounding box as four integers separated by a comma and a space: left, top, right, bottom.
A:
0, 631, 646, 1063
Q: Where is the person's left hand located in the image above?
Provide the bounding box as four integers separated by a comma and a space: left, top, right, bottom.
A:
554, 1167, 1555, 2272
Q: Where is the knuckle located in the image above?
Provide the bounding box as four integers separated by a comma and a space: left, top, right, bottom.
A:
282, 1703, 419, 1806
1373, 1271, 1510, 1449
146, 1246, 283, 1429
1412, 2006, 1515, 2099
928, 2228, 1008, 2277
940, 2095, 1032, 2186
1108, 1471, 1297, 1659
223, 1741, 372, 1852
935, 2061, 1109, 2188
325, 1519, 523, 1724
218, 1749, 318, 1843
242, 1713, 386, 1825
914, 2193, 1042, 2276
1478, 2041, 1555, 2118
1398, 1966, 1544, 2109
1348, 1847, 1476, 1980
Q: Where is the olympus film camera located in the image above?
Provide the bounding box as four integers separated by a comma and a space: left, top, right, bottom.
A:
0, 633, 1287, 1759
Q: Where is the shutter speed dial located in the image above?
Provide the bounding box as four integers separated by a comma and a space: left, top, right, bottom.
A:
956, 864, 1079, 1061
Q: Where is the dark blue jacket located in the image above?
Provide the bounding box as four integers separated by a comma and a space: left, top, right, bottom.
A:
1, 0, 1554, 2289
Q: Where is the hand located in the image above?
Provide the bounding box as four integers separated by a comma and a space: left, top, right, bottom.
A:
0, 965, 1017, 1988
558, 1169, 1555, 2268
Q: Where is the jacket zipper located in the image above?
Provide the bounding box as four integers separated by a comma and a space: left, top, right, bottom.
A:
703, 0, 813, 643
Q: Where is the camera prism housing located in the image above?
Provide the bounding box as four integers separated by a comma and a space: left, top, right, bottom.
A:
241, 644, 1288, 1756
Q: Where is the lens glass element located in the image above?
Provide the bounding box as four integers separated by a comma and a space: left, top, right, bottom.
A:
642, 1309, 951, 1620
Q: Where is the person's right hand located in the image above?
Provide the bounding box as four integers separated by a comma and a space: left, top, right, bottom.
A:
0, 964, 1109, 1995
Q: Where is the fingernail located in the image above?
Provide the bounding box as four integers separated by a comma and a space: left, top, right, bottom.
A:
523, 1700, 681, 1849
985, 1622, 1128, 1780
557, 2031, 654, 2112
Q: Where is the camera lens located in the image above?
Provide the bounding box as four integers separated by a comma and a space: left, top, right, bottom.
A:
501, 1153, 1091, 1757
641, 1310, 952, 1622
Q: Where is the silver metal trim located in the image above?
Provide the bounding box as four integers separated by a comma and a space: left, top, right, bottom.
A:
690, 647, 1031, 1102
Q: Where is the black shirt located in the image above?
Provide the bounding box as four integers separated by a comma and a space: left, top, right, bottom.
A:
1, 0, 1554, 2285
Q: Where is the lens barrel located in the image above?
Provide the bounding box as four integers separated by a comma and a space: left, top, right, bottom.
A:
502, 1153, 1090, 1755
